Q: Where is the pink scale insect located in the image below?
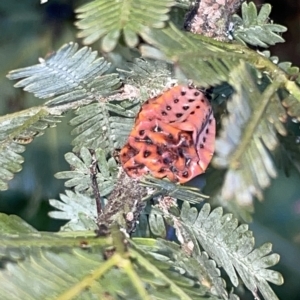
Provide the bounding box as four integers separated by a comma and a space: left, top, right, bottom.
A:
120, 85, 216, 183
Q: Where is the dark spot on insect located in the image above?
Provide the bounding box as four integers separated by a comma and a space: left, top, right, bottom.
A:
181, 91, 186, 96
182, 106, 189, 111
194, 91, 200, 96
179, 134, 190, 147
158, 168, 165, 173
162, 111, 167, 116
178, 148, 184, 157
206, 128, 209, 134
203, 137, 206, 143
168, 134, 173, 139
174, 98, 179, 103
144, 100, 149, 104
188, 86, 193, 89
138, 164, 145, 169
182, 171, 189, 178
166, 105, 171, 110
134, 137, 140, 142
148, 118, 152, 121
200, 144, 204, 148
145, 136, 152, 144
196, 105, 200, 109
143, 150, 151, 158
190, 111, 195, 115
188, 98, 195, 102
153, 126, 162, 132
176, 113, 183, 118
209, 119, 213, 124
201, 99, 205, 103
139, 130, 145, 136
169, 165, 177, 173
163, 158, 170, 164
157, 147, 163, 155
127, 162, 135, 171
181, 140, 189, 147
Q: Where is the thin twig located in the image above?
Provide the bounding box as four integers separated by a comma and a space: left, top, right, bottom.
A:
89, 149, 102, 217
56, 254, 120, 300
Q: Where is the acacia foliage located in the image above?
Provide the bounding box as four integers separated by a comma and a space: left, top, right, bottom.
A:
0, 1, 297, 299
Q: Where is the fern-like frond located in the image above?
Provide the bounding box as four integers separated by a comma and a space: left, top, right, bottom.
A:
49, 190, 98, 231
255, 51, 300, 120
140, 22, 240, 87
258, 50, 300, 84
7, 42, 121, 106
70, 101, 137, 153
118, 58, 174, 101
174, 0, 192, 10
0, 229, 225, 300
232, 2, 287, 48
140, 20, 297, 110
0, 107, 62, 191
135, 238, 239, 299
0, 220, 102, 262
140, 176, 208, 204
282, 91, 300, 121
213, 62, 287, 206
148, 209, 167, 237
203, 168, 254, 223
0, 213, 38, 234
55, 147, 118, 196
75, 0, 175, 51
179, 202, 283, 300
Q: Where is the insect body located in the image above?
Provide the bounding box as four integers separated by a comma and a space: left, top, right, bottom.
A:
120, 86, 216, 183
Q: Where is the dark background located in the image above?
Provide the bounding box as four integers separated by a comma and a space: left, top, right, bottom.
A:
0, 1, 299, 299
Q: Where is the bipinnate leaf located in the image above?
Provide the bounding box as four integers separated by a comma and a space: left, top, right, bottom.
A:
149, 211, 166, 237
253, 51, 300, 131
119, 58, 173, 102
76, 0, 175, 50
180, 202, 283, 300
0, 228, 228, 300
213, 62, 287, 206
7, 42, 121, 106
49, 190, 98, 231
146, 239, 239, 299
140, 176, 208, 204
0, 213, 37, 234
141, 22, 239, 87
282, 92, 300, 121
55, 147, 118, 196
233, 2, 287, 48
0, 107, 62, 190
70, 101, 136, 153
0, 217, 104, 261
